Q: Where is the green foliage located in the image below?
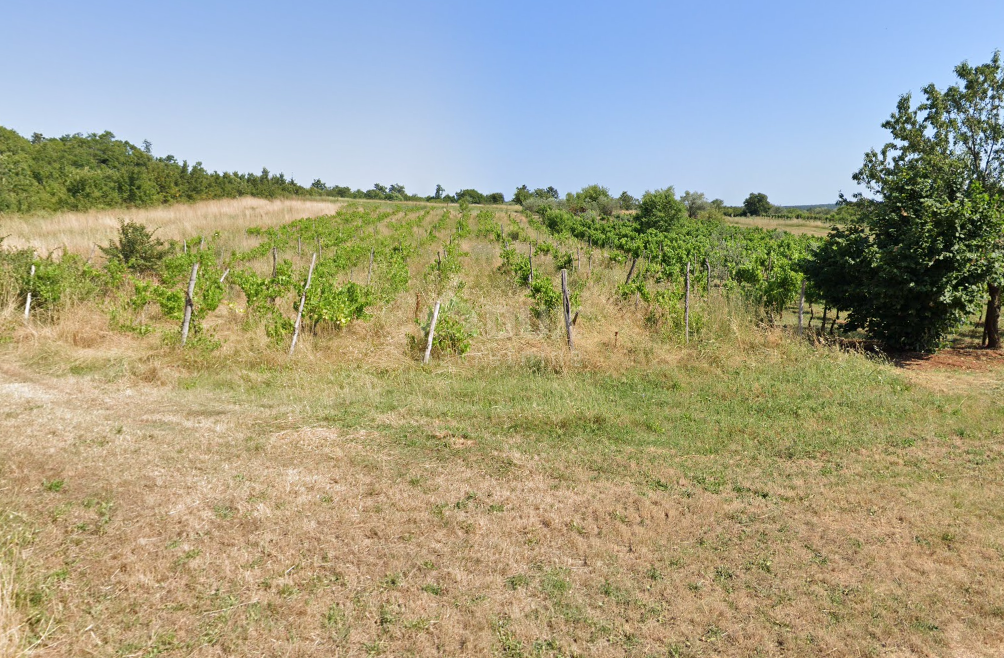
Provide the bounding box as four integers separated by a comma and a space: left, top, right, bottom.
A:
742, 192, 773, 217
475, 210, 500, 240
806, 51, 1004, 351
528, 278, 562, 320
0, 242, 37, 308
805, 182, 1000, 350
29, 255, 107, 314
232, 262, 295, 312
618, 191, 638, 210
374, 245, 412, 302
681, 190, 709, 218
304, 281, 372, 330
427, 241, 466, 283
533, 203, 812, 320
415, 297, 475, 358
99, 221, 170, 273
455, 208, 471, 238
636, 188, 688, 232
498, 245, 533, 286
0, 127, 313, 213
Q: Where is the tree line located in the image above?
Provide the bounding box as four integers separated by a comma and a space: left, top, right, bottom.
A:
0, 129, 311, 213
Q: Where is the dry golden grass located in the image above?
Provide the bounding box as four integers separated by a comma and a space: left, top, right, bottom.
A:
0, 197, 345, 256
723, 215, 833, 237
1, 357, 1003, 656
0, 556, 21, 658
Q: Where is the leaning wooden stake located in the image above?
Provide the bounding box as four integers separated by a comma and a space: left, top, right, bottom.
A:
23, 264, 35, 320
367, 248, 374, 286
219, 268, 230, 284
423, 301, 441, 365
528, 244, 533, 284
685, 262, 691, 344
561, 269, 574, 351
289, 253, 318, 357
798, 280, 806, 336
624, 257, 638, 285
180, 261, 199, 346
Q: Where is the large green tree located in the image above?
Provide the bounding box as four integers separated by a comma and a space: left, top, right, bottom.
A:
636, 187, 687, 232
855, 52, 1004, 348
742, 192, 772, 216
806, 52, 1004, 351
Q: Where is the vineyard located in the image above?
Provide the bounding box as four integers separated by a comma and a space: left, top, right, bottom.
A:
1, 200, 1003, 657
0, 200, 821, 368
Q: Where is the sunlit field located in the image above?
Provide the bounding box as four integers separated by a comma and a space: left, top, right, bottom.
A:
1, 200, 1002, 657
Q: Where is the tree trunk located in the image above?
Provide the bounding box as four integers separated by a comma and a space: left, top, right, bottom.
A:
985, 282, 1001, 349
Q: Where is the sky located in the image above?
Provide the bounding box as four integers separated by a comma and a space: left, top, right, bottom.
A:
3, 1, 1004, 205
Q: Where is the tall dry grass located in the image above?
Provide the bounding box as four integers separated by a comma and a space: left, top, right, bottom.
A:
0, 557, 21, 658
0, 197, 344, 256
723, 214, 833, 236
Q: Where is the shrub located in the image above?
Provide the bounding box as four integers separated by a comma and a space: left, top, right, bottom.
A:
412, 297, 475, 358
100, 221, 170, 273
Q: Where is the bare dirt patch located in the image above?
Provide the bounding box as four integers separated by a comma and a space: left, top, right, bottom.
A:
891, 349, 1004, 392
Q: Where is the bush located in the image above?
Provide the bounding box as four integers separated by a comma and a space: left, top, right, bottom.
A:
413, 297, 475, 358
100, 221, 169, 273
529, 278, 562, 320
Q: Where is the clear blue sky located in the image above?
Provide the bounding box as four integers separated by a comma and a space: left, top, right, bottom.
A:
3, 1, 1003, 205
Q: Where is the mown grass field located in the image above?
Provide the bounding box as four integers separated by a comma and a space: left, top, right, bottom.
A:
1, 199, 1003, 657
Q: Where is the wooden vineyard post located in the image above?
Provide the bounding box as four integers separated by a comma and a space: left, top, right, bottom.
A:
685, 262, 691, 344
576, 246, 580, 272
298, 235, 302, 255
367, 248, 374, 286
199, 236, 205, 252
528, 244, 533, 284
180, 261, 199, 346
267, 246, 279, 305
561, 269, 574, 351
23, 264, 35, 320
624, 257, 637, 285
316, 235, 322, 259
798, 280, 806, 336
289, 253, 317, 357
423, 301, 441, 365
705, 259, 711, 297
219, 268, 230, 284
